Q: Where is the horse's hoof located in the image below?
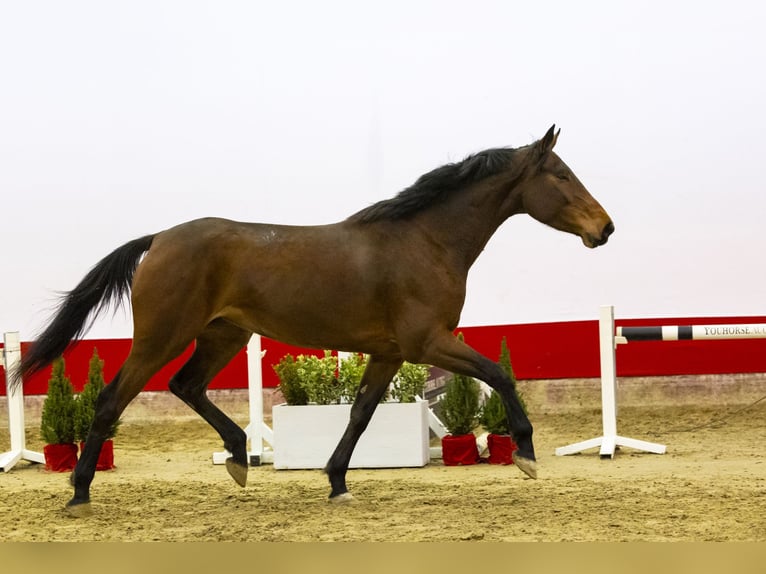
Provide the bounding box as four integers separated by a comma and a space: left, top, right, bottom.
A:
512, 452, 538, 479
65, 501, 93, 518
226, 457, 248, 487
329, 492, 355, 504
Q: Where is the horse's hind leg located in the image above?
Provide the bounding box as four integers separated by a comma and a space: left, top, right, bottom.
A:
68, 344, 190, 517
168, 319, 252, 487
325, 355, 403, 501
419, 331, 537, 479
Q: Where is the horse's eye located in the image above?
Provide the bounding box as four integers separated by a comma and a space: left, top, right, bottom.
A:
557, 174, 570, 182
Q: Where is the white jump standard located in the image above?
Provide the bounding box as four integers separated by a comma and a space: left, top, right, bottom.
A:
212, 335, 274, 466
1, 332, 45, 471
557, 307, 766, 459
555, 306, 666, 459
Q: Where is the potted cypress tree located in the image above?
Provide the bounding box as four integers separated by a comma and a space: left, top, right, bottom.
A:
480, 337, 525, 464
479, 390, 517, 464
439, 369, 481, 466
498, 336, 527, 414
40, 357, 78, 472
74, 348, 119, 470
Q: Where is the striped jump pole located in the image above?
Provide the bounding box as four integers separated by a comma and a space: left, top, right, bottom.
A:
555, 306, 667, 459
617, 324, 766, 342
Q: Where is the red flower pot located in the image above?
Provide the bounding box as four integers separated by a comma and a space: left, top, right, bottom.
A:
43, 443, 78, 472
79, 440, 115, 471
487, 434, 518, 465
441, 434, 480, 466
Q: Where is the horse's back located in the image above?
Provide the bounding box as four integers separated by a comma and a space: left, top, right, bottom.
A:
130, 217, 396, 348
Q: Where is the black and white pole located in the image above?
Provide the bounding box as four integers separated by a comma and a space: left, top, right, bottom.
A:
555, 306, 667, 459
1, 332, 45, 471
617, 324, 766, 342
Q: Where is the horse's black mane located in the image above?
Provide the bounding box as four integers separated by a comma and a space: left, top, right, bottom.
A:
347, 146, 525, 224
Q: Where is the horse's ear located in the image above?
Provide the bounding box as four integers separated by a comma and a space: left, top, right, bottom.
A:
534, 125, 560, 163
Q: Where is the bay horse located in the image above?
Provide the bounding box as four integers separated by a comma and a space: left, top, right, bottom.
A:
17, 125, 613, 516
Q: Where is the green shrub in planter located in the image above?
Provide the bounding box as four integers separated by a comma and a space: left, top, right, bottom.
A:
74, 348, 120, 442
297, 351, 341, 405
275, 352, 428, 405
275, 352, 341, 405
40, 357, 76, 445
273, 354, 308, 405
389, 362, 428, 403
337, 353, 370, 403
339, 356, 426, 404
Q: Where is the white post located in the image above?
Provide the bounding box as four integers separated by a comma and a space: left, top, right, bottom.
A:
1, 332, 45, 471
598, 305, 619, 457
246, 335, 264, 464
555, 306, 666, 458
212, 334, 274, 465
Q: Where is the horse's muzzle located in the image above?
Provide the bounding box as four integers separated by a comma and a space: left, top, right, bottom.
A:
584, 221, 615, 248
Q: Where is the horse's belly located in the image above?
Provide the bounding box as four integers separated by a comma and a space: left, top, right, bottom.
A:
219, 302, 399, 355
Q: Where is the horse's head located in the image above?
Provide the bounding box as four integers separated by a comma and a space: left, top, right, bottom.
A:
518, 126, 614, 248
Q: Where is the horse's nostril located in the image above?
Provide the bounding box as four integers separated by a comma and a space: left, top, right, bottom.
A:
602, 221, 615, 241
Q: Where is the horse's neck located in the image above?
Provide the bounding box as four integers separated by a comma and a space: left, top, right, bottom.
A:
414, 179, 523, 272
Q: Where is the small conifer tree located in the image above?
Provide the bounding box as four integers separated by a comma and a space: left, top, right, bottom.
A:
497, 336, 527, 415
479, 389, 510, 435
439, 333, 481, 436
441, 372, 481, 436
75, 348, 120, 442
40, 357, 77, 445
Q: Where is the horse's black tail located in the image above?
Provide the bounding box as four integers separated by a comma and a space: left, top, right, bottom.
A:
12, 234, 156, 389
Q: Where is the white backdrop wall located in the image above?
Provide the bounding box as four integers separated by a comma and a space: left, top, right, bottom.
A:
2, 1, 764, 340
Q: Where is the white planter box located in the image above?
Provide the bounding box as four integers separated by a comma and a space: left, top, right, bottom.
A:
272, 400, 430, 470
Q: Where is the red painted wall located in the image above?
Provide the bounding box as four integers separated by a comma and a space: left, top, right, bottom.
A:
458, 316, 766, 378
0, 338, 327, 396
2, 316, 765, 395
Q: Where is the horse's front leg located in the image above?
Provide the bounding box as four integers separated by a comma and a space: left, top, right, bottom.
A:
325, 355, 403, 502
